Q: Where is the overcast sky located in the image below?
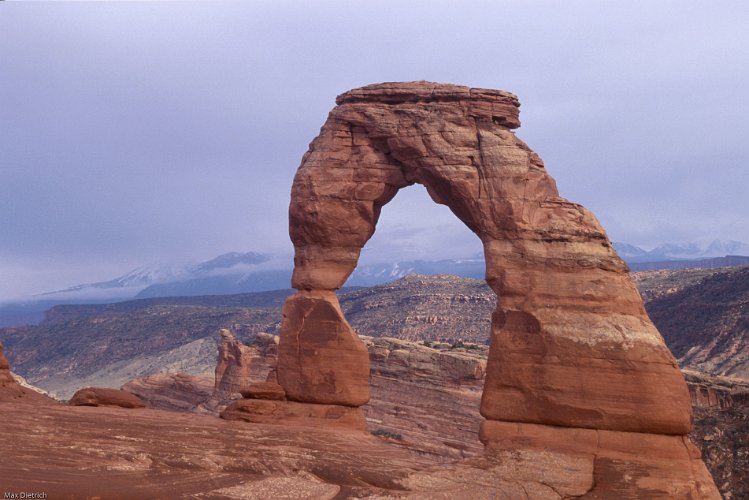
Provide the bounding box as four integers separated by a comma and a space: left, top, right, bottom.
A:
2, 1, 748, 299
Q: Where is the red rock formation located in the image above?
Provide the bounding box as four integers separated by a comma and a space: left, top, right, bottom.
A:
0, 342, 56, 404
276, 81, 713, 495
281, 81, 691, 433
214, 328, 252, 398
277, 291, 369, 406
122, 373, 214, 412
221, 399, 366, 431
69, 387, 146, 409
240, 382, 286, 401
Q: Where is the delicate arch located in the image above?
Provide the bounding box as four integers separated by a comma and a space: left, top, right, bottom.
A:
278, 82, 692, 435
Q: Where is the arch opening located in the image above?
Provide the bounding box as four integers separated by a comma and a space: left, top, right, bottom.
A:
347, 182, 485, 288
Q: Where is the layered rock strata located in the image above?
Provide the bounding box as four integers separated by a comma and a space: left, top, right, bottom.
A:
214, 328, 253, 398
276, 81, 713, 495
0, 342, 56, 404
69, 387, 146, 409
122, 373, 214, 412
281, 81, 690, 430
278, 291, 370, 406
221, 399, 367, 431
240, 382, 286, 401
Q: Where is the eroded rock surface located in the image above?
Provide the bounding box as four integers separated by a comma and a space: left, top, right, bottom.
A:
363, 336, 487, 459
221, 399, 367, 431
281, 80, 691, 436
0, 342, 56, 404
240, 382, 286, 400
277, 291, 370, 406
214, 328, 253, 398
69, 387, 146, 409
0, 401, 722, 499
122, 373, 214, 412
685, 370, 749, 498
275, 81, 712, 496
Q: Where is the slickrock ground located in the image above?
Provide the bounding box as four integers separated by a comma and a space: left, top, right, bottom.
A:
362, 336, 486, 459
2, 329, 740, 497
0, 400, 720, 499
0, 401, 431, 499
123, 334, 747, 498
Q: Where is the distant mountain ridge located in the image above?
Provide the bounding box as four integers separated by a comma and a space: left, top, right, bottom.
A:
628, 255, 749, 272
39, 251, 270, 297
1, 240, 747, 327
613, 239, 749, 263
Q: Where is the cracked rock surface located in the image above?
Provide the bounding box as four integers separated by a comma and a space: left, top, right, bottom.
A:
281, 81, 692, 433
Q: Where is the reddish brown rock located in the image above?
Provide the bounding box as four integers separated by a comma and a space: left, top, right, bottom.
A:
221, 399, 366, 431
240, 382, 286, 401
122, 373, 214, 412
277, 291, 370, 406
362, 336, 486, 460
0, 343, 8, 371
282, 81, 691, 435
214, 328, 253, 398
0, 342, 56, 404
119, 333, 281, 415
478, 420, 719, 498
69, 387, 146, 409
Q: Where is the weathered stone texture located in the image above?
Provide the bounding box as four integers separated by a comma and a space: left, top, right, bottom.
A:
240, 382, 286, 401
280, 81, 691, 434
221, 399, 366, 431
122, 373, 214, 412
214, 328, 253, 398
0, 342, 56, 404
478, 420, 720, 499
273, 81, 715, 496
69, 387, 146, 409
277, 291, 370, 406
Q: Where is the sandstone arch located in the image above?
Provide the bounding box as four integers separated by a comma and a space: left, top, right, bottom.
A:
277, 81, 692, 435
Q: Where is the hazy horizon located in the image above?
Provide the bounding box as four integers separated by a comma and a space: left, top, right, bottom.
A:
2, 2, 749, 299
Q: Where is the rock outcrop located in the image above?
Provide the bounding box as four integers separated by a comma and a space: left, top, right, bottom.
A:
122, 373, 214, 412
275, 81, 714, 495
221, 399, 367, 431
1, 334, 740, 497
685, 370, 749, 497
282, 80, 691, 433
0, 342, 56, 404
240, 382, 286, 401
363, 337, 486, 459
69, 387, 146, 409
278, 291, 370, 406
214, 328, 253, 398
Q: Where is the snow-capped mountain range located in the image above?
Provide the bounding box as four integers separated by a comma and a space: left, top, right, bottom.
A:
37, 251, 270, 297
613, 240, 749, 263
1, 240, 747, 327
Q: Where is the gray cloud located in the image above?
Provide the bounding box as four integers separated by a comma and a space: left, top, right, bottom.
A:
1, 1, 748, 298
